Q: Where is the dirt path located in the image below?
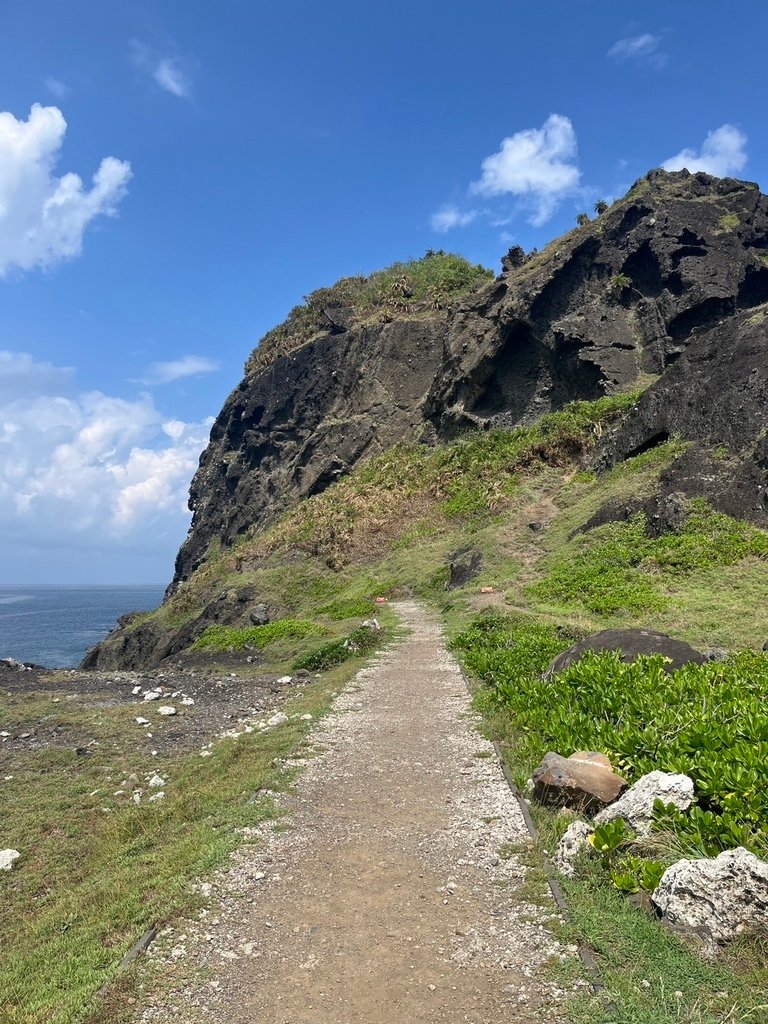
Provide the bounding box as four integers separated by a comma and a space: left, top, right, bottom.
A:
141, 602, 580, 1023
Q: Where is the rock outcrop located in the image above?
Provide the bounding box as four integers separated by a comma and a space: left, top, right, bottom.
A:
84, 169, 768, 669
544, 629, 707, 678
172, 318, 447, 588
175, 169, 768, 591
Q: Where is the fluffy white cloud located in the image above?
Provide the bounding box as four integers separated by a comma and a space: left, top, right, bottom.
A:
0, 104, 131, 277
0, 352, 212, 549
429, 205, 477, 233
153, 58, 191, 99
469, 114, 581, 226
607, 33, 667, 68
139, 355, 220, 385
662, 125, 748, 178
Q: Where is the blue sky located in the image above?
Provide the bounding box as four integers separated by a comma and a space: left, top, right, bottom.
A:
0, 0, 766, 583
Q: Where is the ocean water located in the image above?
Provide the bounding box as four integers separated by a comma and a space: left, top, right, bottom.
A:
0, 585, 166, 669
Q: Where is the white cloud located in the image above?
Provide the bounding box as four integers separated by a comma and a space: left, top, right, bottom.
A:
469, 114, 581, 226
0, 350, 75, 399
0, 351, 213, 548
153, 58, 191, 99
139, 355, 220, 386
44, 77, 70, 99
0, 104, 131, 277
132, 43, 192, 99
429, 205, 477, 233
607, 33, 667, 68
662, 125, 748, 178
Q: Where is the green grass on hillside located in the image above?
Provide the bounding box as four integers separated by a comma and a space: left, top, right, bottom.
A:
245, 251, 493, 373
192, 617, 326, 652
531, 503, 768, 616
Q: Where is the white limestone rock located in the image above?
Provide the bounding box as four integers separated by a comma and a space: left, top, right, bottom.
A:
553, 821, 593, 877
594, 770, 694, 835
0, 849, 20, 871
652, 848, 768, 943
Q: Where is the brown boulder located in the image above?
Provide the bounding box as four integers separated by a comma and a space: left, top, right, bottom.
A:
532, 750, 626, 812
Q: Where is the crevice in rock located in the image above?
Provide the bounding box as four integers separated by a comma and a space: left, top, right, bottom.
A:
737, 267, 768, 309
624, 431, 671, 461
667, 297, 735, 342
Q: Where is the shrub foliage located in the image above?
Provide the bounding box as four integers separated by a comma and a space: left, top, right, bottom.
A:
454, 614, 768, 857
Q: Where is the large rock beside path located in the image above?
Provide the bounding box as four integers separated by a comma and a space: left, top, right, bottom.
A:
544, 628, 707, 678
652, 848, 768, 944
532, 751, 626, 812
594, 770, 694, 835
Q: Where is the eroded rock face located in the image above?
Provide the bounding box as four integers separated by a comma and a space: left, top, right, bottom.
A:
85, 170, 768, 670
177, 170, 768, 592
652, 848, 768, 943
594, 305, 768, 528
171, 318, 446, 588
426, 170, 768, 439
594, 770, 694, 835
532, 751, 626, 812
544, 629, 706, 678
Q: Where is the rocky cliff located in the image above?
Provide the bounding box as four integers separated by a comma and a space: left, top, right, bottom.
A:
85, 168, 768, 669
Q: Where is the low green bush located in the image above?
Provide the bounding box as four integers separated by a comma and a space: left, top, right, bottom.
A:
532, 503, 768, 614
454, 615, 768, 857
293, 624, 384, 671
192, 619, 325, 652
317, 597, 375, 620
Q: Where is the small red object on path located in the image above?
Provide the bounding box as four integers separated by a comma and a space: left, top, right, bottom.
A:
479, 586, 496, 594
375, 596, 388, 605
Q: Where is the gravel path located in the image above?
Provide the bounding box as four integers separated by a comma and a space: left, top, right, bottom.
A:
141, 602, 580, 1022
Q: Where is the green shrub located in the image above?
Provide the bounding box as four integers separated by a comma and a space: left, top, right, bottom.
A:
455, 615, 768, 857
192, 619, 325, 652
532, 504, 768, 615
293, 624, 384, 672
317, 597, 375, 620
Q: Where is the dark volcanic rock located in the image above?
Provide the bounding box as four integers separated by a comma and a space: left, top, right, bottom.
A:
446, 545, 483, 590
426, 170, 768, 438
86, 169, 768, 670
171, 318, 446, 588
545, 629, 707, 678
594, 306, 768, 527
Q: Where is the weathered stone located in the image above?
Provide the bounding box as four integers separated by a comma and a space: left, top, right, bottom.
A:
250, 603, 270, 626
532, 751, 626, 812
544, 629, 706, 678
652, 848, 768, 943
553, 821, 592, 877
0, 849, 20, 870
594, 770, 694, 835
157, 706, 177, 717
446, 545, 483, 590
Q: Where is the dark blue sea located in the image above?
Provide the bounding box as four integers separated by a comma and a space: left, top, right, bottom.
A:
0, 585, 166, 669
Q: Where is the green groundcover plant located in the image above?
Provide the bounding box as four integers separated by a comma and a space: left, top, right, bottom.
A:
454, 614, 768, 858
